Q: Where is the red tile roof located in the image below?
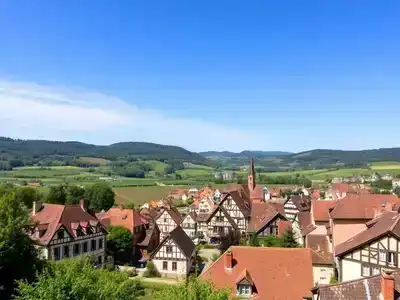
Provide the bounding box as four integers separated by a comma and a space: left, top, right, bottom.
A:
100, 208, 146, 233
329, 194, 400, 220
335, 211, 400, 257
201, 246, 314, 300
277, 220, 292, 237
248, 202, 286, 233
306, 235, 333, 265
31, 202, 104, 245
312, 200, 337, 222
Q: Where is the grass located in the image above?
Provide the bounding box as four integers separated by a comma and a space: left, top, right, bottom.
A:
135, 280, 170, 300
146, 160, 169, 173
113, 186, 181, 205
76, 157, 111, 165
183, 163, 214, 170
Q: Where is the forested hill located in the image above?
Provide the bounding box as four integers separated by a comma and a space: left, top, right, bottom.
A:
0, 137, 208, 167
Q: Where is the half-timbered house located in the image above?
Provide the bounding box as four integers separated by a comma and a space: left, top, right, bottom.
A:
247, 202, 289, 237
181, 212, 197, 238
30, 200, 110, 266
335, 211, 400, 282
154, 206, 182, 239
284, 194, 311, 221
150, 226, 196, 279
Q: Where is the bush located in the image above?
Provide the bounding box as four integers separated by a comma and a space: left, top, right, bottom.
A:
143, 261, 160, 278
211, 253, 221, 262
203, 244, 217, 249
125, 269, 137, 277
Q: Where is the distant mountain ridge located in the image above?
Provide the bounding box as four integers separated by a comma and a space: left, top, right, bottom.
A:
199, 150, 293, 158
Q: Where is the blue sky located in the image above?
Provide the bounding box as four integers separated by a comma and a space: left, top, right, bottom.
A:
0, 1, 399, 152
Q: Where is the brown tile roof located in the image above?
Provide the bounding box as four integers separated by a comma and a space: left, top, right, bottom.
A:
314, 269, 400, 300
100, 208, 145, 233
335, 211, 400, 257
201, 246, 314, 299
227, 191, 251, 217
151, 226, 195, 259
332, 183, 351, 194
297, 211, 316, 236
306, 235, 333, 265
154, 206, 182, 224
329, 194, 400, 220
248, 202, 286, 233
288, 195, 312, 212
312, 200, 337, 222
137, 222, 159, 247
31, 202, 104, 246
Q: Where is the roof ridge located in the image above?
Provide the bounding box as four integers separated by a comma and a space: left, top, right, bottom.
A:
389, 213, 400, 232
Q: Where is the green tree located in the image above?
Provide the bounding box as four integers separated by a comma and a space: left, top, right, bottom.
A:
66, 185, 86, 205
152, 276, 233, 300
46, 184, 67, 204
249, 232, 259, 247
0, 190, 44, 299
281, 229, 299, 248
107, 226, 133, 264
15, 257, 144, 300
15, 187, 43, 209
85, 182, 115, 212
394, 186, 400, 196
143, 261, 160, 278
258, 235, 283, 247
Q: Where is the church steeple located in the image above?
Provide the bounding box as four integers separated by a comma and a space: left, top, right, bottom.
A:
248, 157, 256, 192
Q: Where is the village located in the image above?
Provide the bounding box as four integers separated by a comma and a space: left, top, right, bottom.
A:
24, 157, 400, 299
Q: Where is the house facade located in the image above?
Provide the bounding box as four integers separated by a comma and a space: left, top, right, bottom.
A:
284, 194, 311, 221
155, 207, 182, 239
181, 212, 197, 238
30, 200, 109, 266
151, 226, 195, 279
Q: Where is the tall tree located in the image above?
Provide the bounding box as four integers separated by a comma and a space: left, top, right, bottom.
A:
107, 226, 133, 264
0, 190, 43, 299
15, 257, 144, 300
85, 182, 115, 212
249, 232, 259, 247
281, 229, 299, 248
152, 276, 233, 300
15, 187, 43, 209
46, 184, 67, 204
66, 185, 86, 205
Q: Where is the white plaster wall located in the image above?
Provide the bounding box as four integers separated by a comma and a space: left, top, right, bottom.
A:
153, 259, 187, 278
341, 259, 361, 282
313, 265, 335, 285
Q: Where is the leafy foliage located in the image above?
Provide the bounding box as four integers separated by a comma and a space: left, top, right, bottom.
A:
15, 187, 43, 209
0, 189, 44, 299
143, 261, 160, 278
85, 182, 115, 212
218, 230, 241, 252
46, 184, 67, 204
66, 185, 86, 205
151, 276, 234, 300
15, 257, 145, 300
107, 226, 133, 264
281, 229, 300, 248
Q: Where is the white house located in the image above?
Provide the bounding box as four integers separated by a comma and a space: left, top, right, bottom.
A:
283, 195, 311, 221
154, 207, 182, 239
181, 212, 197, 238
335, 211, 400, 282
150, 226, 196, 279
30, 200, 110, 266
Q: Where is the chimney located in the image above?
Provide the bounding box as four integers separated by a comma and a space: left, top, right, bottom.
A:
381, 269, 394, 300
80, 199, 88, 211
32, 201, 42, 216
225, 250, 233, 270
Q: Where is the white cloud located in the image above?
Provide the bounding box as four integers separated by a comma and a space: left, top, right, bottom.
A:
0, 80, 261, 152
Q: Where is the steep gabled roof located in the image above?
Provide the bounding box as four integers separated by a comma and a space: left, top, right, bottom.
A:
335, 211, 400, 257
247, 202, 287, 233
312, 200, 337, 222
329, 194, 400, 220
201, 246, 313, 299
226, 191, 251, 217
155, 207, 182, 224
206, 205, 239, 230
100, 207, 146, 233
151, 226, 195, 259
31, 202, 104, 246
286, 195, 312, 212
306, 235, 333, 265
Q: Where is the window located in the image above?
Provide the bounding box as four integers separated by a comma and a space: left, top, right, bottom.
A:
74, 244, 80, 256
237, 284, 251, 296
172, 262, 177, 271
387, 251, 397, 266
227, 199, 232, 206
86, 227, 93, 234
91, 239, 97, 251
83, 242, 88, 253
216, 216, 224, 222
163, 261, 168, 270
164, 218, 167, 223
63, 245, 69, 258
213, 227, 218, 233
164, 226, 168, 232
218, 227, 224, 233
57, 230, 64, 240
362, 265, 370, 276
76, 228, 83, 237
166, 246, 173, 253
99, 238, 103, 249
372, 267, 380, 275
53, 247, 60, 260
379, 251, 386, 261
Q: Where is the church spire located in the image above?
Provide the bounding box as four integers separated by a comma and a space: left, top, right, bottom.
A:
248, 157, 256, 192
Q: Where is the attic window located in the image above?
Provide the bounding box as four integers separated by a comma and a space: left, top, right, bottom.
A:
122, 215, 128, 220
57, 230, 64, 240
237, 284, 252, 296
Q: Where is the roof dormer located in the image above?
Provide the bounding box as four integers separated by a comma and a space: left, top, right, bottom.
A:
236, 269, 255, 297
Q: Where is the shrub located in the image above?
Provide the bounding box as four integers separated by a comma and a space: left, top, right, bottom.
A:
203, 244, 217, 249
143, 261, 160, 278
211, 253, 221, 262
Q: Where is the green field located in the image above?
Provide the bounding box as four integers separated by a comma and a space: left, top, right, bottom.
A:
113, 186, 181, 205
77, 157, 111, 165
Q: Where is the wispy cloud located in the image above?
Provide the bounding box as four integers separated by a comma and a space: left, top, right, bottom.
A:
0, 80, 261, 152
